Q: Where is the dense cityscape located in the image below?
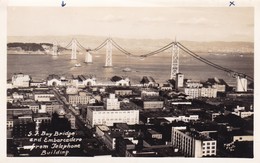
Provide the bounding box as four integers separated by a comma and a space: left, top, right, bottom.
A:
7, 70, 253, 157
6, 6, 254, 159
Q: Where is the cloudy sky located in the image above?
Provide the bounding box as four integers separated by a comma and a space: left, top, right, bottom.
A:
7, 7, 253, 42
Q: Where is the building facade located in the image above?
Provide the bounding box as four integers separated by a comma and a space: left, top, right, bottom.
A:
87, 106, 139, 127
12, 73, 31, 88
172, 127, 217, 157
176, 73, 184, 89
67, 91, 92, 105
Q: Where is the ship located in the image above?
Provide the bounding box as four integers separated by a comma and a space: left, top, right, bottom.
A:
122, 67, 132, 72
75, 63, 81, 67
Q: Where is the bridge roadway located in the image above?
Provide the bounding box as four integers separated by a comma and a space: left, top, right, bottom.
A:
51, 88, 93, 138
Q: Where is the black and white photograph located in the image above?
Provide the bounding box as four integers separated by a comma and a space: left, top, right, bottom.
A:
5, 3, 255, 159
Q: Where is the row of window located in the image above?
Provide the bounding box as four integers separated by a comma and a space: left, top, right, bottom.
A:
203, 142, 216, 146
93, 119, 137, 124
94, 111, 137, 114
203, 146, 216, 150
202, 150, 216, 154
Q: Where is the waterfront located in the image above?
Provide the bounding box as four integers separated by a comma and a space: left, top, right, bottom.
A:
7, 52, 254, 85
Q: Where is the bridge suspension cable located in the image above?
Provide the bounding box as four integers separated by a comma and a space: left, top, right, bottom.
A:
110, 39, 136, 57
139, 42, 174, 57
74, 39, 87, 51
91, 39, 109, 51
177, 42, 253, 81
63, 40, 73, 49
110, 38, 174, 58
54, 37, 253, 81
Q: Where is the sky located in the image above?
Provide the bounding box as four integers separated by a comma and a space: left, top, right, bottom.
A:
7, 7, 254, 42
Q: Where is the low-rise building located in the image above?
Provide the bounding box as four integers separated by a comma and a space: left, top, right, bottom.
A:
143, 100, 164, 110
12, 73, 31, 88
38, 101, 63, 114
29, 103, 40, 113
47, 74, 62, 86
71, 75, 96, 88
201, 87, 217, 98
141, 90, 159, 99
164, 115, 199, 123
67, 91, 92, 105
232, 111, 254, 118
30, 80, 46, 87
114, 89, 133, 96
140, 76, 158, 87
172, 126, 217, 157
7, 105, 32, 117
86, 98, 140, 127
206, 77, 227, 93
160, 84, 173, 91
147, 129, 162, 139
184, 88, 201, 99
66, 85, 78, 95
111, 76, 130, 86
33, 91, 55, 102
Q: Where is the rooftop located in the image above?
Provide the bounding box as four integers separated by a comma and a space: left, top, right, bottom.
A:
111, 76, 127, 82
47, 74, 60, 80
140, 76, 156, 84
207, 77, 228, 86
178, 129, 214, 141
89, 102, 140, 111
72, 75, 95, 81
142, 96, 164, 101
7, 105, 30, 110
106, 86, 133, 92
33, 113, 52, 118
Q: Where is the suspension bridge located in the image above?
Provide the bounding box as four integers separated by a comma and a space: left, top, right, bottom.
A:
51, 38, 253, 82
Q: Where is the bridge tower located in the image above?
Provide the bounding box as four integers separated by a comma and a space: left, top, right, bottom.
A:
71, 39, 77, 60
85, 50, 93, 64
170, 40, 179, 79
52, 41, 58, 56
104, 39, 112, 67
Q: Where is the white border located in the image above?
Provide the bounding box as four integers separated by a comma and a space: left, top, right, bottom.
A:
1, 1, 259, 163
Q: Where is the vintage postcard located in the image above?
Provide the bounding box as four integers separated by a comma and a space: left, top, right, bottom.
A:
1, 0, 258, 162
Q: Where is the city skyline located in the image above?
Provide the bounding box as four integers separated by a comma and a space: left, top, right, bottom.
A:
6, 5, 255, 158
8, 7, 253, 42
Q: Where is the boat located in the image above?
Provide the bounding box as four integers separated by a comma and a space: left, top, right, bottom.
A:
123, 67, 132, 72
75, 63, 81, 67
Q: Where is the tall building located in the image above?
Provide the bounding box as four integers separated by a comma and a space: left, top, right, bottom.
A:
172, 126, 217, 157
104, 94, 120, 110
236, 76, 247, 92
175, 73, 184, 89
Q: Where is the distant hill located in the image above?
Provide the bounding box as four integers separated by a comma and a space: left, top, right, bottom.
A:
7, 35, 254, 55
8, 42, 52, 51
7, 41, 69, 55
